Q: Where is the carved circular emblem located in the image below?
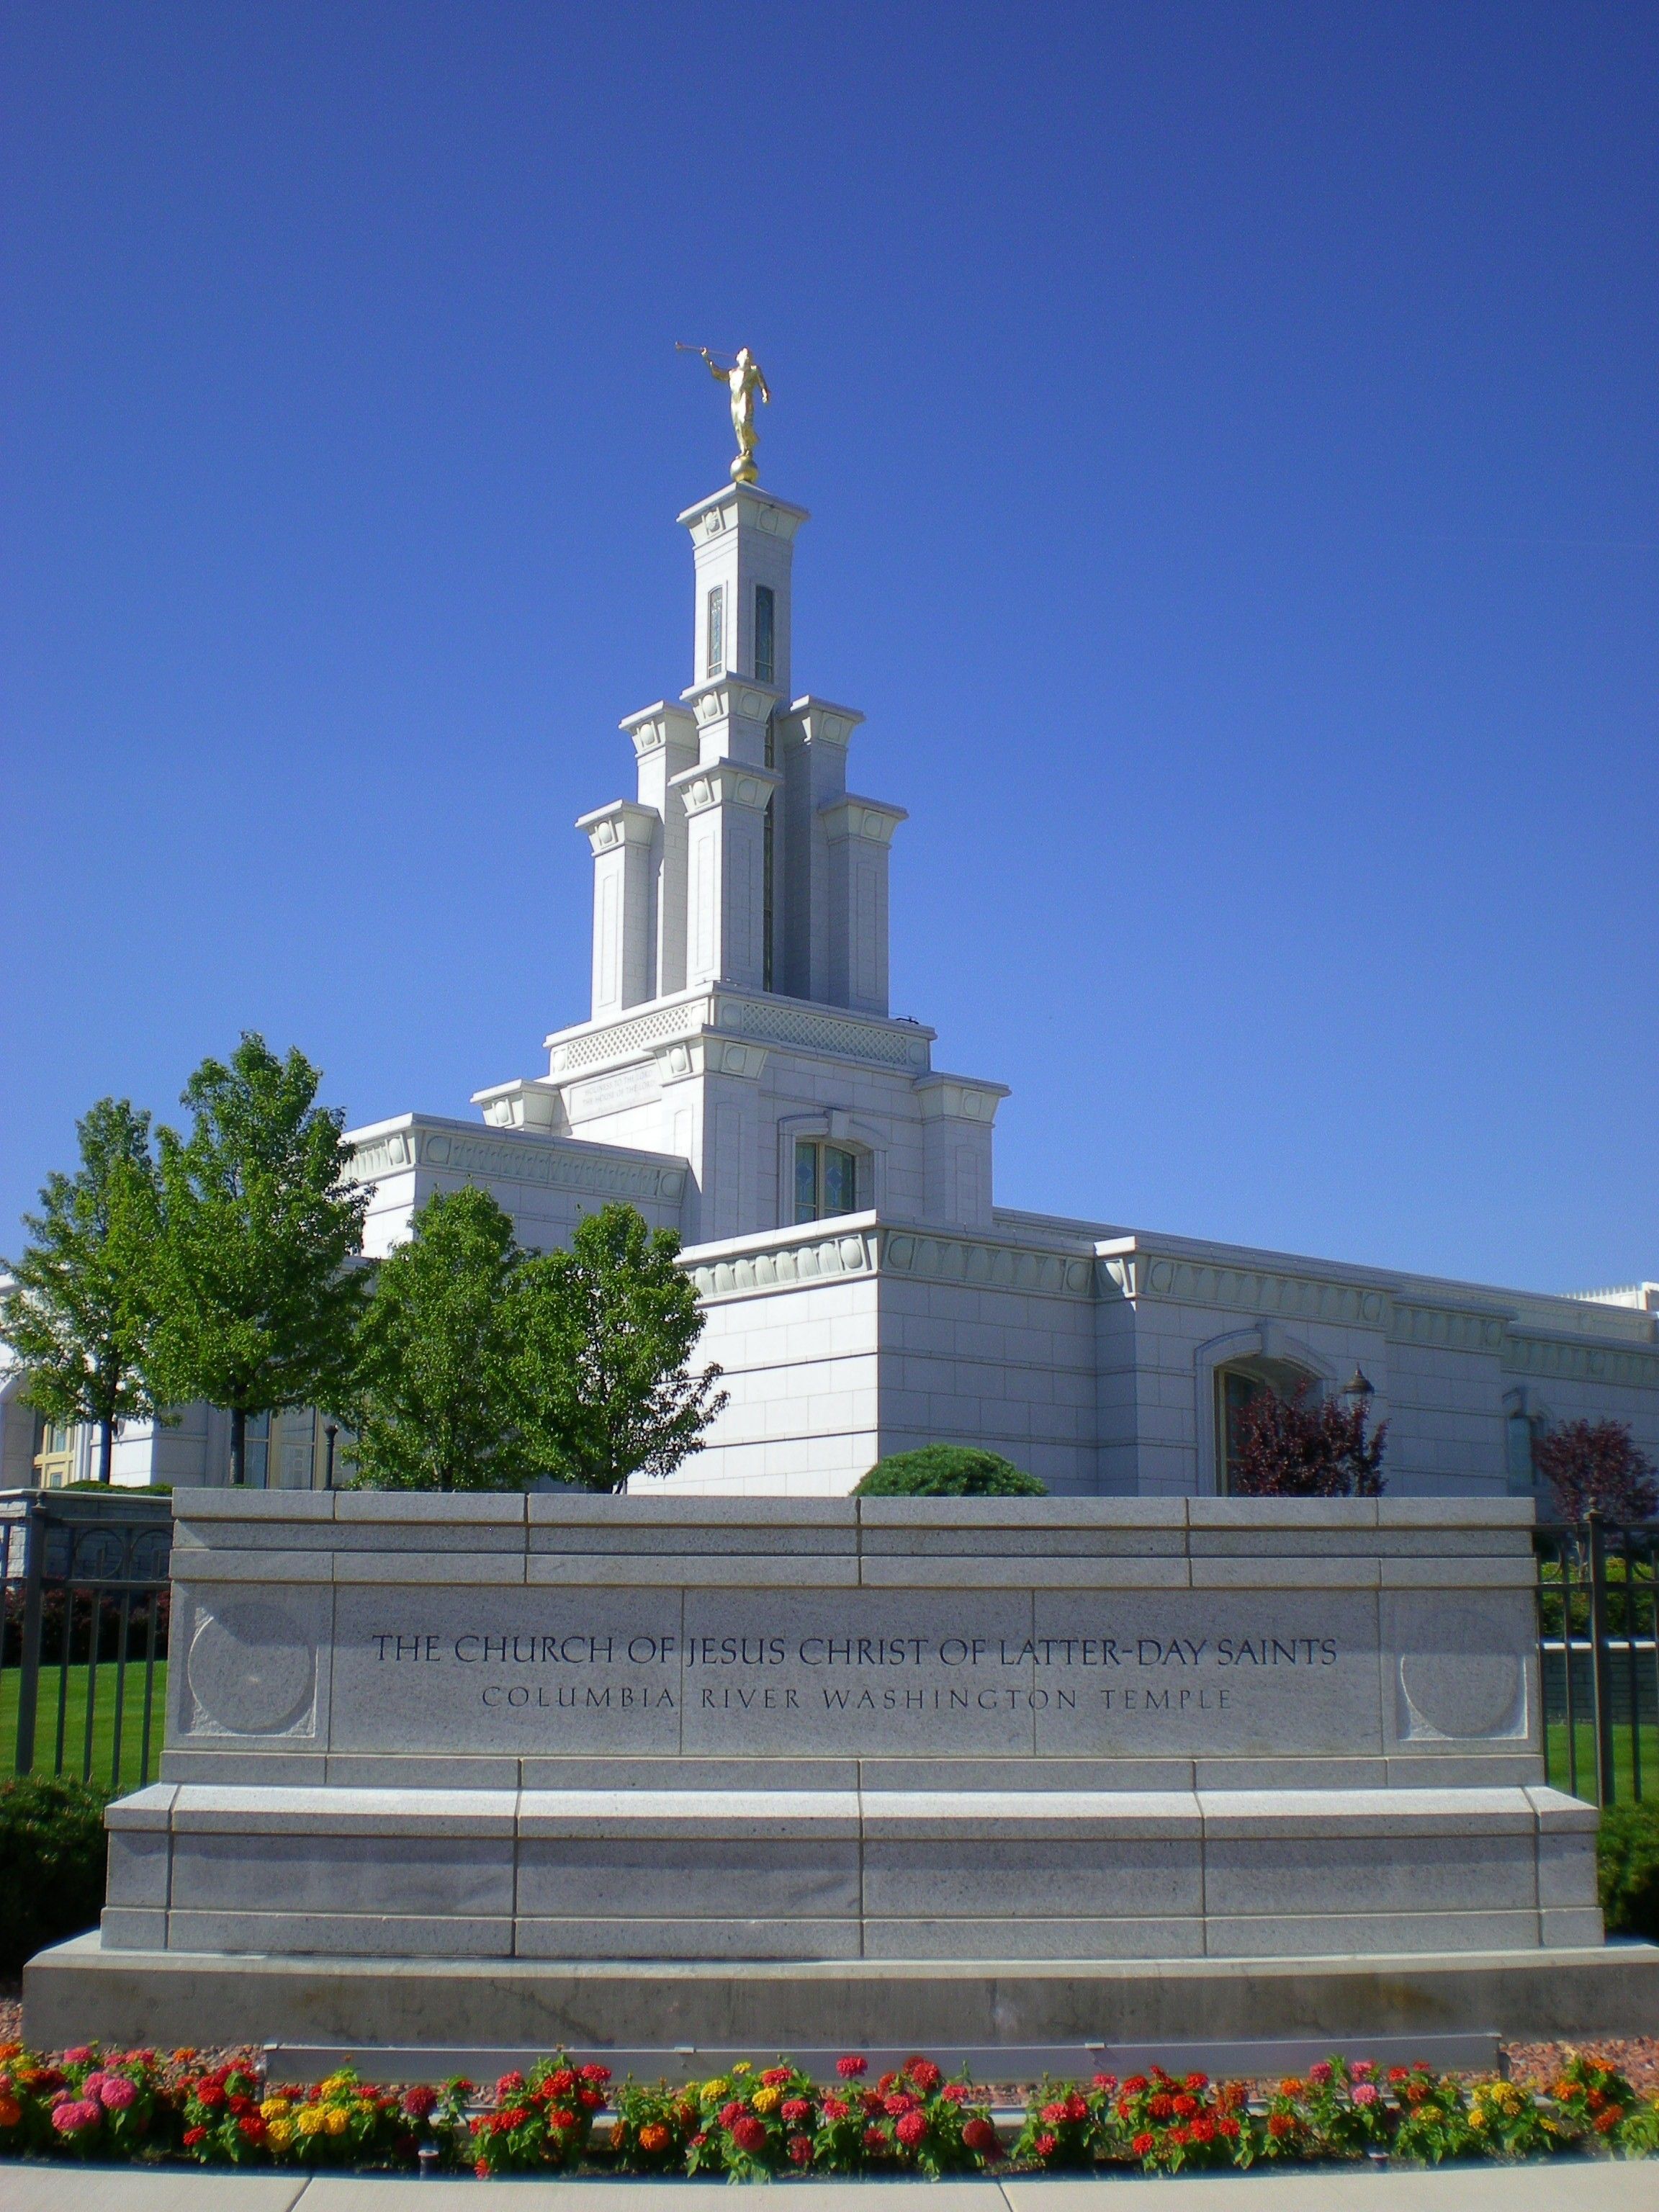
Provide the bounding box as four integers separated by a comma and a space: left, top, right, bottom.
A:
189, 1603, 315, 1735
1401, 1623, 1522, 1740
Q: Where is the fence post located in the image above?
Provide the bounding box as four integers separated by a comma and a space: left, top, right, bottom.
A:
13, 1496, 47, 1775
1587, 1509, 1616, 1807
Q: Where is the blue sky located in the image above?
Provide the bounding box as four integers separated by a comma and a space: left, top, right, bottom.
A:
2, 2, 1655, 1293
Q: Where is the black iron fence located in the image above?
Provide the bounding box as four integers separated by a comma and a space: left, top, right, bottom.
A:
1, 1490, 171, 1794
1534, 1513, 1658, 1807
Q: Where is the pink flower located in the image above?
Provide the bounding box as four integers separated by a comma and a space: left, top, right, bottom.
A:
821, 2095, 848, 2121
52, 2099, 101, 2134
1351, 2062, 1374, 2082
99, 2077, 136, 2110
1352, 2082, 1379, 2107
1308, 2062, 1332, 2087
63, 2046, 94, 2067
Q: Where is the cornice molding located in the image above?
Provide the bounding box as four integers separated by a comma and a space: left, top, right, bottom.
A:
688, 1226, 876, 1304
575, 799, 658, 855
346, 1120, 685, 1208
670, 761, 781, 816
882, 1230, 1094, 1300
1502, 1334, 1659, 1390
819, 793, 907, 845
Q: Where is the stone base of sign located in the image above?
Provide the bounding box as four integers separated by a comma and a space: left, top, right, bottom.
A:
25, 1930, 1659, 2051
96, 1779, 1602, 1964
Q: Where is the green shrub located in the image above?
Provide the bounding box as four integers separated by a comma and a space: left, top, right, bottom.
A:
854, 1445, 1046, 1497
1599, 1799, 1659, 1938
0, 1774, 109, 1972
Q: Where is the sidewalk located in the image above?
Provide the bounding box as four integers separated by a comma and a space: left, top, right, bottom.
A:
3, 2166, 1658, 2211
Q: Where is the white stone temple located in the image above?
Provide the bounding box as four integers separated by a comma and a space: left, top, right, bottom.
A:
6, 461, 1659, 1498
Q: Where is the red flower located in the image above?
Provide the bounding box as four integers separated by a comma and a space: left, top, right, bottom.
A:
402, 2085, 438, 2120
942, 2082, 973, 2105
1123, 2074, 1148, 2095
475, 2159, 490, 2179
1172, 2094, 1198, 2118
788, 2134, 813, 2164
1092, 2072, 1118, 2093
1267, 2113, 1295, 2139
896, 2110, 927, 2147
719, 2100, 745, 2128
580, 2065, 611, 2085
548, 2107, 578, 2133
238, 2115, 266, 2143
1034, 2130, 1059, 2157
1190, 2116, 1216, 2144
1040, 2100, 1069, 2124
760, 2067, 792, 2087
497, 2071, 527, 2096
822, 2095, 848, 2121
197, 2084, 226, 2110
884, 2091, 919, 2118
183, 2126, 207, 2148
907, 2059, 942, 2092
836, 2055, 868, 2078
1387, 2068, 1409, 2085
690, 2131, 707, 2149
731, 2114, 768, 2154
1219, 2116, 1241, 2139
577, 2087, 602, 2109
1131, 2131, 1155, 2157
1184, 2072, 1209, 2091
861, 2090, 885, 2116
963, 2116, 1001, 2158
863, 2124, 887, 2151
1595, 2108, 1621, 2135
547, 2068, 577, 2094
781, 2098, 811, 2123
1169, 2124, 1190, 2145
1148, 2093, 1175, 2121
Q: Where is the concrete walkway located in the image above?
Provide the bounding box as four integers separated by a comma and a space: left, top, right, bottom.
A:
2, 2165, 1657, 2211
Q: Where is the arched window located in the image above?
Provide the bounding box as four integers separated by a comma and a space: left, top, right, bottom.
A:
1216, 1356, 1323, 1494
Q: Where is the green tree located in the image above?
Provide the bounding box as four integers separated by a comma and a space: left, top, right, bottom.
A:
351, 1187, 529, 1492
148, 1034, 368, 1485
855, 1444, 1047, 1496
1, 1099, 162, 1485
507, 1202, 726, 1492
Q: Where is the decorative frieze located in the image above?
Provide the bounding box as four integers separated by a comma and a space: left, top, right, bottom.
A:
734, 997, 930, 1069
1502, 1334, 1659, 1390
1388, 1303, 1507, 1355
688, 1228, 875, 1303
346, 1122, 685, 1208
883, 1231, 1094, 1298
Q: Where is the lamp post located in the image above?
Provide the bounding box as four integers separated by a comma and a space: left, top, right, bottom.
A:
323, 1422, 338, 1491
1340, 1368, 1375, 1406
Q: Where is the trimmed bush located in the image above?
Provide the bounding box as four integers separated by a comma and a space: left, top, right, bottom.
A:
1599, 1799, 1659, 1939
0, 1774, 109, 1973
855, 1445, 1046, 1497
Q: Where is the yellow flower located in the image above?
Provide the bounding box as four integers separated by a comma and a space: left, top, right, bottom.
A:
320, 2072, 354, 2097
261, 2098, 292, 2121
752, 2087, 782, 2113
266, 2119, 295, 2149
297, 2108, 327, 2137
732, 2063, 752, 2078
325, 2108, 349, 2137
701, 2079, 730, 2101
1469, 2105, 1487, 2128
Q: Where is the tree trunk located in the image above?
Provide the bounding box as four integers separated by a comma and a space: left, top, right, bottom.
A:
99, 1417, 114, 1485
230, 1406, 246, 1486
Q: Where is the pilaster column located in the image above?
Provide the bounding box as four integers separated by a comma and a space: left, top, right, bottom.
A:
576, 799, 658, 1019
671, 762, 782, 994
621, 703, 698, 999
821, 795, 907, 1015
778, 697, 863, 1002
914, 1075, 1009, 1231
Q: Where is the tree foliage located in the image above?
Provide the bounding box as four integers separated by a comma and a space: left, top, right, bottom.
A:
1535, 1418, 1658, 1524
855, 1444, 1046, 1496
148, 1035, 368, 1483
351, 1187, 529, 1492
1228, 1379, 1388, 1497
351, 1195, 725, 1493
0, 1100, 161, 1484
504, 1203, 727, 1492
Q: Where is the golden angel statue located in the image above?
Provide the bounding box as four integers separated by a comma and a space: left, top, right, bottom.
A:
679, 344, 770, 483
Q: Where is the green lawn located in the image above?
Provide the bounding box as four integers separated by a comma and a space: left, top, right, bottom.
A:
1545, 1717, 1659, 1806
1, 1658, 168, 1797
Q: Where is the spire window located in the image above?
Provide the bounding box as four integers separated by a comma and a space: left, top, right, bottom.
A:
795, 1141, 858, 1224
706, 585, 725, 678
754, 585, 775, 685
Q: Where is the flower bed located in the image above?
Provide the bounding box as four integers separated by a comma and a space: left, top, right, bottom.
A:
0, 2041, 1656, 2175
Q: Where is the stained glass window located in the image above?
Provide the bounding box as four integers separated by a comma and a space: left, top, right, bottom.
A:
706, 584, 724, 678
794, 1141, 859, 1223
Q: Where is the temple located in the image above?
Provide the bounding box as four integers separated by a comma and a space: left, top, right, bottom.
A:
8, 464, 1658, 1497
